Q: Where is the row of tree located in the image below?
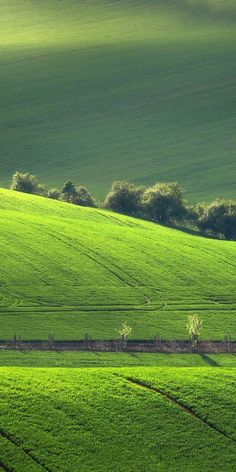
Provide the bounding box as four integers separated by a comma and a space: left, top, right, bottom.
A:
10, 171, 97, 208
10, 171, 236, 240
118, 314, 202, 348
104, 181, 236, 240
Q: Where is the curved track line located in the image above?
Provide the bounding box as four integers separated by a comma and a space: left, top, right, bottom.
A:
0, 428, 52, 472
46, 229, 142, 288
122, 376, 236, 445
0, 459, 12, 472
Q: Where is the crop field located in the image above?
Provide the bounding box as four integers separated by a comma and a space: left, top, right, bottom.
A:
1, 2, 236, 470
0, 351, 236, 368
0, 189, 236, 341
0, 366, 235, 471
0, 0, 236, 201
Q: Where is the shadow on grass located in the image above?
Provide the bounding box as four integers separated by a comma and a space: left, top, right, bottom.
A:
127, 352, 142, 364
200, 354, 219, 367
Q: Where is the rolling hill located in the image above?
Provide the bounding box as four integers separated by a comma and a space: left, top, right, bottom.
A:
0, 367, 235, 471
0, 0, 236, 201
0, 188, 235, 341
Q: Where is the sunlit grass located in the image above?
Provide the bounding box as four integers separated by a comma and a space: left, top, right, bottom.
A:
0, 366, 235, 471
0, 189, 235, 341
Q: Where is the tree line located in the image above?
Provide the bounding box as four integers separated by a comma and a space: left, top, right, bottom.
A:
119, 314, 203, 348
9, 171, 236, 240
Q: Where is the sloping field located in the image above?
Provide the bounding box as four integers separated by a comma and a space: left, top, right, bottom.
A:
1, 351, 236, 368
0, 188, 235, 341
0, 367, 235, 471
0, 0, 236, 200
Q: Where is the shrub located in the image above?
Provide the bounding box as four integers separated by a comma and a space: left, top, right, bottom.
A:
142, 182, 186, 224
104, 181, 144, 216
47, 188, 61, 200
195, 199, 236, 240
10, 172, 44, 195
73, 186, 97, 207
61, 180, 77, 203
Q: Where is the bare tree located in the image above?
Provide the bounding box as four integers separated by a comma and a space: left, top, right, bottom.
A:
187, 314, 203, 348
117, 321, 132, 349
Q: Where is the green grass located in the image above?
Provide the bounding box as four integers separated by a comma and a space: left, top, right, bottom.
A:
0, 366, 235, 471
0, 351, 236, 368
0, 188, 236, 341
0, 0, 236, 201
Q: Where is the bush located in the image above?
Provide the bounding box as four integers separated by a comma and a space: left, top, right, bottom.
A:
10, 172, 44, 195
142, 182, 186, 224
61, 180, 77, 203
47, 188, 61, 200
104, 181, 144, 216
61, 181, 96, 207
73, 186, 97, 207
195, 199, 236, 240
185, 205, 198, 224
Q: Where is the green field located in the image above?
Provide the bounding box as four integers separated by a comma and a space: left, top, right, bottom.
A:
0, 366, 235, 471
0, 188, 236, 341
0, 0, 236, 201
0, 351, 236, 368
1, 3, 236, 469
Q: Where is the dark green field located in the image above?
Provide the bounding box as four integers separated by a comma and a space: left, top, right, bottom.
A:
0, 366, 235, 471
0, 188, 236, 341
0, 0, 236, 200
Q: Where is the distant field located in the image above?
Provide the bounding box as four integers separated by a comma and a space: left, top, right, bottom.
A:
0, 367, 235, 471
0, 1, 236, 200
0, 189, 236, 341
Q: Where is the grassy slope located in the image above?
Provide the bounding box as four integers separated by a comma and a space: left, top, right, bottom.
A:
0, 0, 236, 201
0, 367, 235, 471
0, 351, 236, 368
0, 188, 236, 340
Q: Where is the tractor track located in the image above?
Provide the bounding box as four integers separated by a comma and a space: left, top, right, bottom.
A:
0, 458, 12, 472
0, 427, 53, 472
123, 376, 236, 445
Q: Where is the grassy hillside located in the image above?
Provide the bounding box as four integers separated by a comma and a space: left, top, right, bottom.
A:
0, 0, 236, 200
0, 367, 235, 471
1, 351, 236, 368
0, 188, 236, 341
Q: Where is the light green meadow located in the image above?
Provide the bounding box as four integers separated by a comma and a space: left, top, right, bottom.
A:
0, 189, 235, 341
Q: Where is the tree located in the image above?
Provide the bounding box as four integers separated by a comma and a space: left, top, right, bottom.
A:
185, 205, 199, 224
10, 172, 44, 195
117, 321, 132, 349
73, 186, 97, 207
187, 314, 202, 348
61, 180, 77, 203
104, 181, 144, 216
142, 182, 186, 224
195, 199, 236, 240
47, 188, 61, 200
